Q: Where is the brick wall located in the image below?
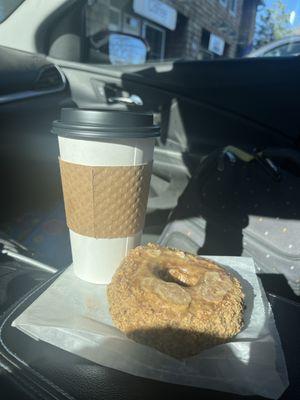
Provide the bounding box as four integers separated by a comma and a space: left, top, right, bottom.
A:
165, 0, 245, 58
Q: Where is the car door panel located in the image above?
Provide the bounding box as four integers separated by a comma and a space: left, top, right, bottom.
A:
1, 47, 298, 219
57, 57, 296, 149
55, 57, 295, 211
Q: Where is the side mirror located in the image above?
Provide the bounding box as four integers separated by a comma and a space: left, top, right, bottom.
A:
109, 33, 148, 65
89, 31, 148, 65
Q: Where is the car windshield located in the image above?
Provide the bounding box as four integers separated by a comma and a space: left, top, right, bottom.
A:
0, 0, 24, 23
84, 0, 300, 64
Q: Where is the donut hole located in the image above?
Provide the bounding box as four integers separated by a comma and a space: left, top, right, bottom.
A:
152, 266, 191, 287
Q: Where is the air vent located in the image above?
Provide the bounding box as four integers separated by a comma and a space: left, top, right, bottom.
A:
34, 66, 64, 91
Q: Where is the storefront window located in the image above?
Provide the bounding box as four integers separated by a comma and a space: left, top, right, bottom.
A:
230, 0, 238, 16
123, 13, 140, 35
219, 0, 228, 7
142, 21, 165, 60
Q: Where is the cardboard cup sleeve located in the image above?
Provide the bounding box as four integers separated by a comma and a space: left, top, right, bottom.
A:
59, 159, 152, 238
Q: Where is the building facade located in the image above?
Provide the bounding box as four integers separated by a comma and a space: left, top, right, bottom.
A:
86, 0, 260, 61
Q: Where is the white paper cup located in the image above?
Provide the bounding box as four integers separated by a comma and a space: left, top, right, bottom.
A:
52, 108, 160, 284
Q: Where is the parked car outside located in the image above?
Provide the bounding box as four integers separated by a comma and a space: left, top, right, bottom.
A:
248, 35, 300, 57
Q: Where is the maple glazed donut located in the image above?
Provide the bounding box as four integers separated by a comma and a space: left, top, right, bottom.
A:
107, 243, 244, 359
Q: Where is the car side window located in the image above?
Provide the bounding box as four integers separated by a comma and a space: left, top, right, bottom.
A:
84, 0, 257, 65
48, 0, 300, 64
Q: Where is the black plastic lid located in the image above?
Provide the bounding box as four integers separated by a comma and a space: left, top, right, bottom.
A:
52, 108, 160, 140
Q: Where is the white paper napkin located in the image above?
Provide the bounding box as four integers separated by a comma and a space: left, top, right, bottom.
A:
12, 256, 289, 399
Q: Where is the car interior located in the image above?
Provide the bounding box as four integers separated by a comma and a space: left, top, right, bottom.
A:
0, 0, 299, 399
